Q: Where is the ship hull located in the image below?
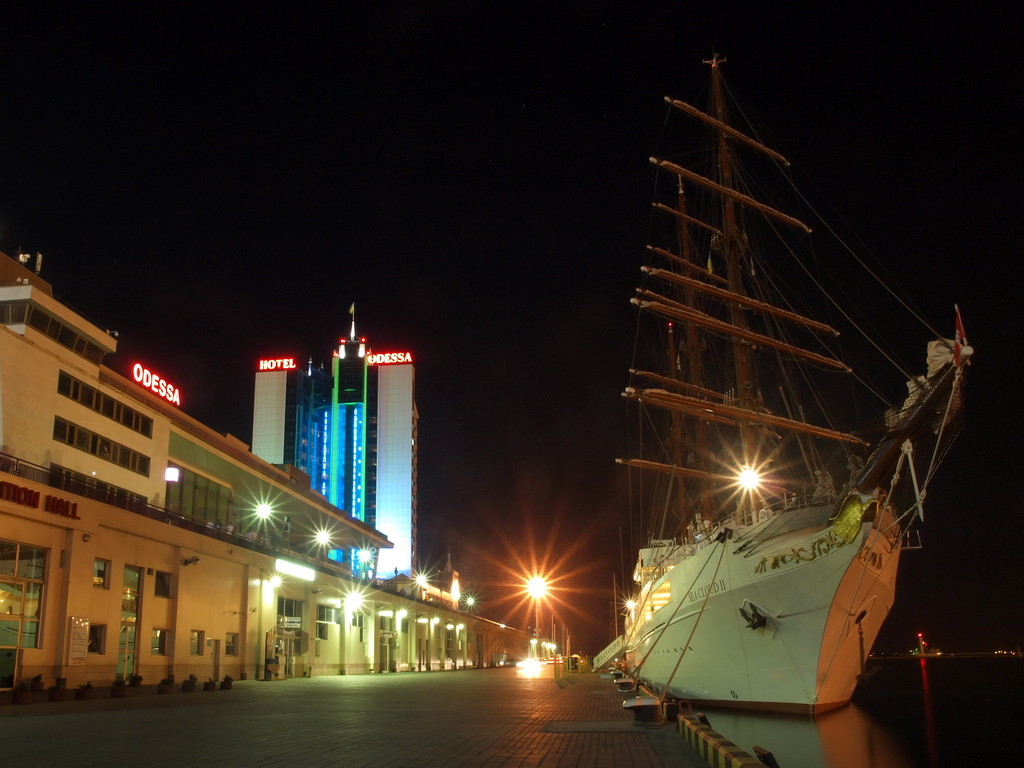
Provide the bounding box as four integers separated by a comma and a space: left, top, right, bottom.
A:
623, 515, 901, 715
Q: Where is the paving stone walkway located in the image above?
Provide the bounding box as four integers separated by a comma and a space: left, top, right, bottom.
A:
0, 668, 704, 767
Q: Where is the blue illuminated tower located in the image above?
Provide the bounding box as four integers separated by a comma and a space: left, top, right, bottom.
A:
330, 337, 368, 525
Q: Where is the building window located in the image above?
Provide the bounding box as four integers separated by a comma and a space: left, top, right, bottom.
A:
225, 633, 239, 656
52, 416, 151, 476
316, 605, 339, 641
165, 464, 233, 527
57, 371, 153, 437
0, 301, 28, 325
122, 566, 140, 621
94, 558, 110, 588
152, 629, 168, 655
25, 306, 105, 364
190, 630, 204, 655
88, 624, 106, 654
154, 571, 171, 598
352, 612, 364, 643
277, 597, 302, 618
0, 540, 47, 655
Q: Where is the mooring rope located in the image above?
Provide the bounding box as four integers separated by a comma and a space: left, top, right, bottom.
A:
655, 540, 728, 705
630, 536, 724, 681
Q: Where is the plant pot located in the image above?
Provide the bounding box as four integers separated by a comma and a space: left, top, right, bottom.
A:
48, 689, 72, 702
30, 681, 45, 692
12, 690, 33, 705
203, 681, 217, 691
128, 679, 142, 688
75, 688, 93, 700
181, 681, 196, 693
157, 683, 174, 695
220, 681, 233, 690
111, 686, 128, 698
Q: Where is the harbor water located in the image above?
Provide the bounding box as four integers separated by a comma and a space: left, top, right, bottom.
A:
689, 656, 1021, 767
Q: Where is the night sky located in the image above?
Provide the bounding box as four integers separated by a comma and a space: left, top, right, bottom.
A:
2, 5, 1020, 655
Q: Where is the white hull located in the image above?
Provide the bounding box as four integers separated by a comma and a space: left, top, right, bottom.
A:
623, 509, 901, 714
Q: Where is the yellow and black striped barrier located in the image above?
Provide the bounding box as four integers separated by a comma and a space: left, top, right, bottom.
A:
677, 714, 769, 768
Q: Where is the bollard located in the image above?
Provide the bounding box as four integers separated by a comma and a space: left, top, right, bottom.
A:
753, 745, 781, 767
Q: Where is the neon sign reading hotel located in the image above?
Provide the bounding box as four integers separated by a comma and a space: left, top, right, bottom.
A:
131, 363, 182, 406
257, 358, 297, 371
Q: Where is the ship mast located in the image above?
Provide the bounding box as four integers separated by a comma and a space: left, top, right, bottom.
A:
621, 56, 840, 533
707, 55, 759, 475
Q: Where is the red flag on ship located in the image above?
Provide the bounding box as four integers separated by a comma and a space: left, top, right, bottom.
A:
954, 305, 967, 366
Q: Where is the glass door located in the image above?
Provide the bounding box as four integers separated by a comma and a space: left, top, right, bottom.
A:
118, 566, 141, 678
117, 625, 136, 679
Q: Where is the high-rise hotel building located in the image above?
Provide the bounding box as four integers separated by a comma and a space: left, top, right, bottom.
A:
252, 332, 418, 578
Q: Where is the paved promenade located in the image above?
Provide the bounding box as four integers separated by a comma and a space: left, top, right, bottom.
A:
0, 668, 705, 767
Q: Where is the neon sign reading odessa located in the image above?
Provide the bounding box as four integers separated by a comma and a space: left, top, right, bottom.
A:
132, 363, 181, 406
258, 358, 297, 371
366, 352, 412, 365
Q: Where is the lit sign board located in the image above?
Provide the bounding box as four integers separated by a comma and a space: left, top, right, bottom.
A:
258, 358, 297, 371
275, 559, 315, 581
366, 352, 412, 365
132, 363, 181, 406
0, 481, 81, 519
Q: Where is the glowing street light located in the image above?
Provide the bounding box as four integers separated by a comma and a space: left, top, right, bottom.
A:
256, 503, 273, 520
525, 576, 549, 639
526, 576, 548, 600
344, 591, 364, 613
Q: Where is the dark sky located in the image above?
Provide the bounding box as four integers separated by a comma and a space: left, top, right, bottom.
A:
2, 5, 1020, 655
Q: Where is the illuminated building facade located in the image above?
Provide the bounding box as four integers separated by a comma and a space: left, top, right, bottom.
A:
251, 359, 333, 496
0, 251, 526, 692
253, 335, 418, 578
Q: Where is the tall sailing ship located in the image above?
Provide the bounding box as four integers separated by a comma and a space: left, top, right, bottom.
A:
604, 57, 971, 714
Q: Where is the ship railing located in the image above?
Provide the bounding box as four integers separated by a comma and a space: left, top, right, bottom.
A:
638, 539, 710, 583
731, 492, 819, 529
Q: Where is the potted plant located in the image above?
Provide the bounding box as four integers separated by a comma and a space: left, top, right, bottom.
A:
220, 674, 233, 691
111, 678, 128, 698
157, 675, 175, 694
181, 673, 197, 693
75, 681, 94, 700
11, 681, 33, 705
30, 673, 45, 692
128, 674, 143, 687
48, 679, 72, 702
203, 677, 217, 692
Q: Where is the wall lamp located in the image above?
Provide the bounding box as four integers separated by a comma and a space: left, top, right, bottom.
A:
181, 556, 200, 566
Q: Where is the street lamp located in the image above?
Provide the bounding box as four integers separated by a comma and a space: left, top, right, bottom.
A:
525, 576, 548, 639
